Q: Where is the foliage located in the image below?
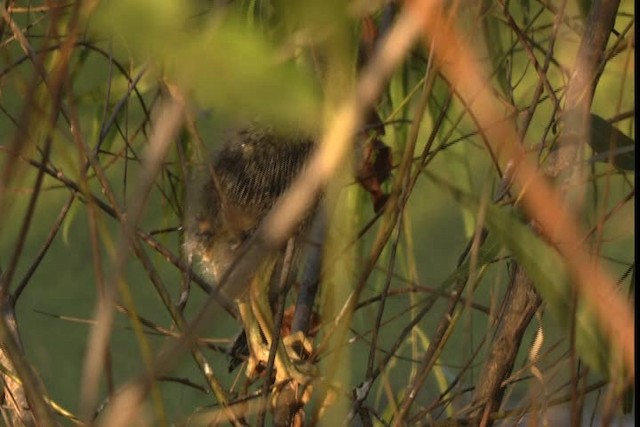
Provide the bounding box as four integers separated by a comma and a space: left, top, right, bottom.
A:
0, 0, 634, 425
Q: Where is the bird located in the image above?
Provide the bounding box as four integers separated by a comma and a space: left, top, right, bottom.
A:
183, 123, 319, 382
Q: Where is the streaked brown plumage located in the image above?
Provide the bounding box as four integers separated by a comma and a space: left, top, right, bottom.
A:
183, 125, 315, 283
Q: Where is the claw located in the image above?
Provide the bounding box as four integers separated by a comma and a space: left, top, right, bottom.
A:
283, 331, 314, 361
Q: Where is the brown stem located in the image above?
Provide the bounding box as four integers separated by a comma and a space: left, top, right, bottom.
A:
471, 263, 542, 426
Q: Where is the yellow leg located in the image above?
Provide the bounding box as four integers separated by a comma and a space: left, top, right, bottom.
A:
237, 256, 316, 385
237, 300, 270, 377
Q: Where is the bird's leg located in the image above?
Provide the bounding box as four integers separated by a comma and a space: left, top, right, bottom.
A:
287, 208, 326, 360
248, 256, 317, 385
236, 299, 269, 378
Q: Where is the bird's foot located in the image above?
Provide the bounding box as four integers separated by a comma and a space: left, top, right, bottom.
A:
243, 334, 317, 388
283, 331, 314, 362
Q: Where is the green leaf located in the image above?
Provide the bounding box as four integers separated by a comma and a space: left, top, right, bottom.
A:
444, 180, 616, 378
519, 0, 532, 26
577, 0, 594, 19
588, 114, 635, 171
426, 75, 452, 142
91, 0, 321, 132
480, 0, 510, 98
62, 199, 80, 245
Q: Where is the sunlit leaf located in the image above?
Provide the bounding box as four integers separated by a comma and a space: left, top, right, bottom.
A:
92, 0, 321, 132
